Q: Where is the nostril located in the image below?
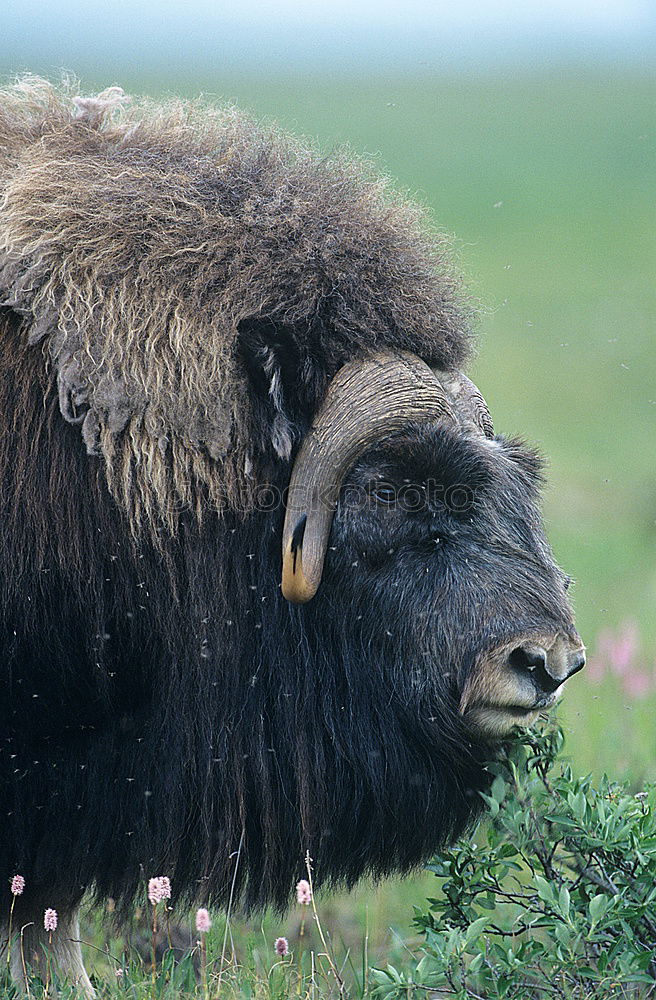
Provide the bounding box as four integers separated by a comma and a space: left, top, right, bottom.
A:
508, 644, 561, 694
508, 645, 547, 674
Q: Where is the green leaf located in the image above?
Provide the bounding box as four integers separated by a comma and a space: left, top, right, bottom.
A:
548, 814, 581, 829
534, 875, 555, 904
554, 921, 572, 949
385, 964, 402, 984
589, 893, 610, 925
491, 775, 507, 804
465, 916, 489, 945
480, 792, 500, 817
469, 952, 484, 973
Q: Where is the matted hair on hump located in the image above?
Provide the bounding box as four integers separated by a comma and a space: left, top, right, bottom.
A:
0, 76, 472, 533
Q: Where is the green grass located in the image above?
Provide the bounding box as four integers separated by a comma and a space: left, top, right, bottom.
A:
75, 877, 433, 996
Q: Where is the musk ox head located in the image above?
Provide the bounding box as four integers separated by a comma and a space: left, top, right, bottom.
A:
277, 352, 584, 741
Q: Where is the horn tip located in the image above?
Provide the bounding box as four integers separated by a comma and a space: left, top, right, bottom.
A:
282, 524, 319, 603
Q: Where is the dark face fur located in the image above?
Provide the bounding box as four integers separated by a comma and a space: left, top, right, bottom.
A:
322, 421, 583, 739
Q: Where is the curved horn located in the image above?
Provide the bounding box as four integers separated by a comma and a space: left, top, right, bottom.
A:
433, 371, 494, 439
281, 352, 455, 604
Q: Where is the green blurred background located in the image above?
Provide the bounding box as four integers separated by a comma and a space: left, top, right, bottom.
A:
2, 0, 655, 977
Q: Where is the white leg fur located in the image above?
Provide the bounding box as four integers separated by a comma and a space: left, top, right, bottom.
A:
3, 908, 94, 997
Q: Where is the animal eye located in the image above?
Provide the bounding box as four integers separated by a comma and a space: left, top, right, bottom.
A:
372, 485, 397, 506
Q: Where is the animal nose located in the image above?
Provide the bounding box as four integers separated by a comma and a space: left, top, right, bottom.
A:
509, 645, 559, 693
567, 649, 586, 677
509, 643, 585, 695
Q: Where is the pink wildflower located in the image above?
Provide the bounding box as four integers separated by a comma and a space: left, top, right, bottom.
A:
147, 876, 171, 905
10, 875, 25, 896
195, 908, 211, 933
589, 622, 653, 700
115, 968, 124, 979
623, 672, 652, 699
44, 908, 57, 932
608, 623, 639, 675
296, 879, 312, 905
274, 936, 289, 956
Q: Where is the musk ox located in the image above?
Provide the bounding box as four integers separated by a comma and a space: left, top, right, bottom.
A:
0, 78, 584, 993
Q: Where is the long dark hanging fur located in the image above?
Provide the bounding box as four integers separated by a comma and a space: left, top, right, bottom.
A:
0, 308, 491, 920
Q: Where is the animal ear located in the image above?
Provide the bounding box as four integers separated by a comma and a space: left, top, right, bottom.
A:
237, 318, 311, 461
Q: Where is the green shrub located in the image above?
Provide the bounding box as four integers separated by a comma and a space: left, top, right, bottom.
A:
372, 727, 656, 999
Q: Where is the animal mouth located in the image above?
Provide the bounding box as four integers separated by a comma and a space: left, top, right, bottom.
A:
464, 692, 560, 738
495, 693, 558, 714
459, 633, 584, 740
484, 691, 560, 716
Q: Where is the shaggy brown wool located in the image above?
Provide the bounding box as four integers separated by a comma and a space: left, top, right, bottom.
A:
0, 76, 471, 531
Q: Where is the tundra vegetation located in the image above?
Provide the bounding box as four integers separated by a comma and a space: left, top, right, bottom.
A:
3, 726, 656, 998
